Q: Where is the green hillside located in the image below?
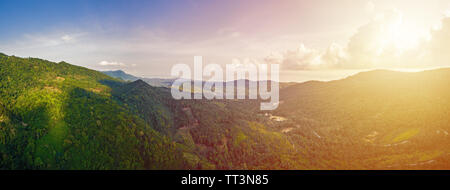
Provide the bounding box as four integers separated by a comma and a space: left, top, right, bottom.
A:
276, 69, 450, 169
0, 54, 183, 169
0, 53, 308, 170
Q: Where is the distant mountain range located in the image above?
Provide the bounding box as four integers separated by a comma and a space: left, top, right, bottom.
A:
102, 70, 175, 87
102, 70, 296, 93
101, 70, 140, 82
1, 53, 450, 169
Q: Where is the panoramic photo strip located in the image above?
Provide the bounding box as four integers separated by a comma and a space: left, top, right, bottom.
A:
0, 0, 450, 188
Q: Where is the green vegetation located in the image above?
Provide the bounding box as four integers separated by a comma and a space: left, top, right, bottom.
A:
0, 54, 183, 169
391, 129, 420, 143
1, 53, 450, 169
277, 69, 450, 169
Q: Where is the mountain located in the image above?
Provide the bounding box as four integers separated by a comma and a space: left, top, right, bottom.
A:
102, 70, 175, 87
141, 78, 176, 88
104, 70, 295, 94
0, 54, 184, 169
101, 70, 139, 82
0, 53, 308, 170
275, 68, 450, 169
86, 66, 450, 169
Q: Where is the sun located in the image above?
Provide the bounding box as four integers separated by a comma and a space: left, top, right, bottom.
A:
380, 13, 422, 52
390, 20, 421, 51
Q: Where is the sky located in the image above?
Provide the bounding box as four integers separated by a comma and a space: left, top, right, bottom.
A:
1, 0, 450, 82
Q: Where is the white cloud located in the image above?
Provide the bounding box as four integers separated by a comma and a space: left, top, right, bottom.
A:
98, 61, 126, 67
61, 35, 75, 42
22, 33, 81, 48
279, 44, 322, 70
444, 10, 450, 17
365, 1, 375, 14
265, 43, 347, 70
322, 43, 348, 67
428, 17, 450, 66
267, 9, 450, 70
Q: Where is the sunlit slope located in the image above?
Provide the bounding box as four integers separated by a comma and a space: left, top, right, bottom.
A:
277, 69, 450, 169
0, 53, 183, 169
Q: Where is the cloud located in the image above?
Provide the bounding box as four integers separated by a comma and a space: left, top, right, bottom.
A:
216, 27, 241, 38
61, 35, 75, 42
322, 43, 348, 67
268, 9, 450, 70
444, 10, 450, 17
21, 33, 82, 48
346, 9, 405, 67
265, 43, 347, 70
365, 1, 375, 13
98, 61, 126, 67
276, 44, 322, 70
428, 16, 450, 66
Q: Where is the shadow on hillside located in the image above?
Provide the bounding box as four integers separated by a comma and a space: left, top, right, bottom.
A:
98, 79, 125, 90
61, 86, 142, 169
60, 86, 187, 169
4, 104, 52, 169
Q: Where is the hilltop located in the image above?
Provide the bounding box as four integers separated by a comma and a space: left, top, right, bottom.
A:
101, 70, 139, 82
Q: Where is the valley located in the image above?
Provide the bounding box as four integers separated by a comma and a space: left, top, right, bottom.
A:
1, 53, 449, 169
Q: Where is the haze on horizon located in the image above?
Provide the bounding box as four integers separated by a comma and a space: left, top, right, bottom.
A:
1, 0, 450, 82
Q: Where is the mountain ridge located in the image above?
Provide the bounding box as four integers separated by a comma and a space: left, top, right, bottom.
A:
2, 53, 450, 169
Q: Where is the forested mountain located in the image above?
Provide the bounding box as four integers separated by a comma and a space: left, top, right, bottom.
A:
1, 53, 449, 169
0, 53, 308, 169
275, 69, 450, 169
0, 54, 183, 169
101, 70, 139, 82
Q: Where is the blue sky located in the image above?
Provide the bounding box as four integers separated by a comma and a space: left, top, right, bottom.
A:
0, 0, 268, 42
1, 0, 449, 81
1, 0, 180, 40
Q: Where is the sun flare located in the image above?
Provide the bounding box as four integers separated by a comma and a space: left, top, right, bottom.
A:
377, 11, 422, 53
